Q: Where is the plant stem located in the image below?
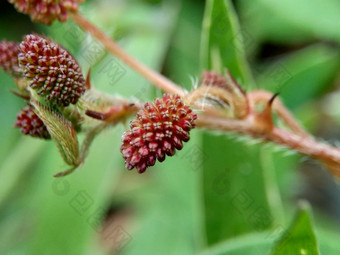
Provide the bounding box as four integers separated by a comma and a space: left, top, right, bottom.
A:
72, 12, 340, 179
71, 13, 185, 97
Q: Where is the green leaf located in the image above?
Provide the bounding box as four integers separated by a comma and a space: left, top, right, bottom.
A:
0, 137, 46, 206
29, 98, 80, 167
199, 203, 321, 255
201, 135, 286, 245
240, 0, 340, 44
318, 229, 340, 255
257, 44, 340, 110
200, 0, 286, 246
163, 0, 203, 89
199, 231, 275, 255
270, 202, 320, 255
27, 129, 123, 255
201, 0, 253, 88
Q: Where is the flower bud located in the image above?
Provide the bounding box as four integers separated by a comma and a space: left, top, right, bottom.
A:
19, 34, 85, 107
9, 0, 84, 25
0, 40, 21, 77
121, 94, 197, 173
15, 106, 51, 139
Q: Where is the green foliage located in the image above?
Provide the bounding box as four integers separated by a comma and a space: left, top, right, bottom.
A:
201, 0, 253, 87
200, 0, 285, 246
270, 203, 320, 255
1, 0, 340, 254
257, 44, 340, 110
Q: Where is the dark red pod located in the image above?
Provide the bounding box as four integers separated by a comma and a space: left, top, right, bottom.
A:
120, 94, 197, 173
19, 34, 85, 107
15, 107, 50, 139
0, 40, 21, 77
9, 0, 84, 25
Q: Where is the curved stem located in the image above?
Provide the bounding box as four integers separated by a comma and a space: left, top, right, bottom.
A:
71, 12, 185, 97
196, 114, 254, 134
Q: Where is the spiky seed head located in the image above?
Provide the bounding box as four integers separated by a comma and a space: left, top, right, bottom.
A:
15, 106, 51, 139
8, 0, 84, 25
120, 94, 197, 173
18, 34, 85, 107
0, 40, 22, 77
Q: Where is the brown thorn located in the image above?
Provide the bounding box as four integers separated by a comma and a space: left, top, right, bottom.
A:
269, 92, 280, 106
54, 165, 80, 177
85, 68, 91, 90
253, 94, 277, 134
85, 109, 109, 120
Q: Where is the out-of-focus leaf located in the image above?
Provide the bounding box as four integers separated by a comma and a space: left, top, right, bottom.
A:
318, 229, 340, 254
201, 134, 289, 245
239, 0, 340, 44
0, 71, 23, 163
0, 137, 46, 206
257, 44, 340, 109
201, 0, 253, 88
200, 0, 285, 246
270, 203, 320, 255
199, 231, 275, 255
28, 129, 122, 255
163, 0, 203, 89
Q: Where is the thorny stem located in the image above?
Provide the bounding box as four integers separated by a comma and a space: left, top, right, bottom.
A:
71, 13, 185, 97
248, 90, 310, 138
72, 12, 340, 178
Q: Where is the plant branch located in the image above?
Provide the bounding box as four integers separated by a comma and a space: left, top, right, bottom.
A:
71, 13, 185, 97
72, 13, 340, 178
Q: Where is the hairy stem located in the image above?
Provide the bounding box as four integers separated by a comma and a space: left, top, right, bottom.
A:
197, 114, 340, 177
71, 13, 185, 96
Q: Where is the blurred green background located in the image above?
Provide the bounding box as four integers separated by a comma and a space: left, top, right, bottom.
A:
1, 0, 340, 254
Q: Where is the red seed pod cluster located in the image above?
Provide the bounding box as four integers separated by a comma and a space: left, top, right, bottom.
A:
8, 0, 84, 25
15, 107, 51, 139
19, 34, 85, 107
200, 70, 229, 89
120, 94, 197, 173
0, 40, 21, 77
